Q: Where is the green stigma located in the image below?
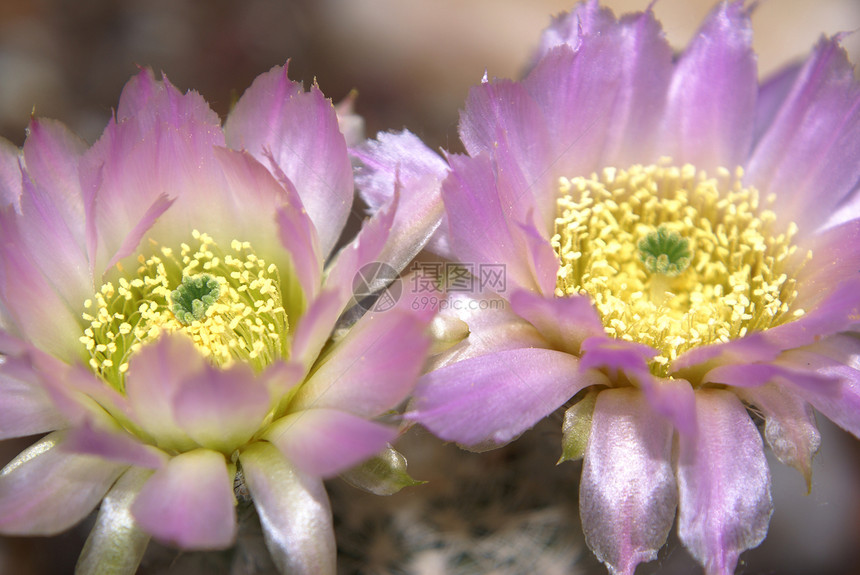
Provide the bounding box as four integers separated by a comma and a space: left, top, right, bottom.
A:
638, 227, 691, 276
171, 275, 221, 325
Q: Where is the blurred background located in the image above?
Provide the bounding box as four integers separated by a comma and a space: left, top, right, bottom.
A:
1, 0, 860, 574
0, 0, 859, 150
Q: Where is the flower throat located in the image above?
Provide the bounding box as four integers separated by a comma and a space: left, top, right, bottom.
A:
551, 161, 808, 375
80, 230, 289, 391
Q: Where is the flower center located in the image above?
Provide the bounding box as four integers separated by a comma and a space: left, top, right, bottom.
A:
552, 161, 809, 375
80, 230, 289, 390
171, 275, 221, 325
637, 227, 691, 277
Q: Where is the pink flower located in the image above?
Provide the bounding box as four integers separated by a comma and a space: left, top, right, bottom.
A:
0, 66, 430, 574
357, 2, 860, 574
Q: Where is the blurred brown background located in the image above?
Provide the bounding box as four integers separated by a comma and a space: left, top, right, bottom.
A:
1, 0, 858, 150
1, 1, 859, 574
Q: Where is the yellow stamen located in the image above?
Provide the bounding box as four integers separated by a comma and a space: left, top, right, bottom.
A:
81, 231, 289, 390
551, 161, 809, 376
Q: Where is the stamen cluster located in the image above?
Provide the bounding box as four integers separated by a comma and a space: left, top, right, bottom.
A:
80, 230, 289, 389
552, 161, 808, 374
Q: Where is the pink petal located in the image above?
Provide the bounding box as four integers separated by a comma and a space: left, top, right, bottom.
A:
198, 144, 293, 229
323, 185, 397, 315
172, 362, 271, 452
582, 331, 694, 432
18, 119, 90, 306
131, 449, 236, 549
764, 278, 860, 351
825, 184, 860, 229
459, 79, 552, 222
704, 361, 837, 392
87, 132, 205, 275
334, 93, 363, 147
0, 330, 128, 426
82, 69, 226, 275
459, 79, 544, 162
510, 290, 604, 355
735, 383, 820, 489
580, 388, 677, 575
526, 5, 673, 172
674, 277, 860, 374
0, 212, 87, 361
671, 330, 782, 374
0, 351, 66, 439
240, 441, 335, 575
357, 143, 448, 270
76, 467, 153, 575
407, 347, 607, 447
425, 215, 453, 260
115, 69, 221, 128
747, 37, 860, 230
794, 220, 860, 309
54, 364, 133, 427
777, 334, 860, 439
291, 308, 430, 417
676, 390, 772, 575
112, 64, 156, 113
212, 147, 321, 306
262, 360, 307, 401
426, 291, 548, 370
516, 216, 559, 295
102, 192, 175, 271
16, 174, 91, 312
442, 153, 550, 294
579, 336, 657, 379
264, 408, 397, 478
753, 62, 803, 146
21, 118, 87, 238
225, 65, 353, 258
276, 202, 323, 306
353, 130, 451, 263
61, 419, 168, 469
354, 130, 447, 211
0, 432, 126, 535
660, 1, 757, 172
534, 0, 612, 57
639, 376, 697, 435
124, 334, 207, 452
289, 289, 343, 375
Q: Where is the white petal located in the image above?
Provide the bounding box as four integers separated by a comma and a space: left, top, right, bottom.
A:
76, 466, 153, 575
240, 441, 335, 575
0, 432, 126, 535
